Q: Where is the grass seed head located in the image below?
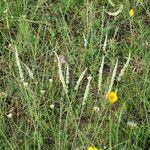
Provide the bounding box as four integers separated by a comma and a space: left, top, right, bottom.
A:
127, 121, 138, 128
82, 76, 92, 105
7, 113, 13, 118
74, 68, 87, 91
23, 82, 28, 87
50, 104, 55, 109
0, 92, 7, 98
40, 90, 45, 94
49, 79, 53, 83
93, 106, 100, 112
58, 55, 66, 64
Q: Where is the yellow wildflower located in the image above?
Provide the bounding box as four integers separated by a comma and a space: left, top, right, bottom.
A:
129, 9, 135, 17
88, 146, 98, 150
107, 91, 118, 103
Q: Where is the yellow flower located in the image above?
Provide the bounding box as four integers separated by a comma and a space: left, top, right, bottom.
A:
88, 146, 98, 150
107, 91, 118, 103
129, 9, 135, 17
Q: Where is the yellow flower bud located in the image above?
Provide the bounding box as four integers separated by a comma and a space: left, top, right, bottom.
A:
129, 9, 135, 17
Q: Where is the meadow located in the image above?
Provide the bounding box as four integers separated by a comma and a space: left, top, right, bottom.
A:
0, 0, 150, 149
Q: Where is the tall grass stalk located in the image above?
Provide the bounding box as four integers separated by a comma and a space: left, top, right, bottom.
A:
15, 46, 24, 82
108, 59, 118, 93
74, 68, 88, 91
98, 56, 105, 93
55, 52, 68, 94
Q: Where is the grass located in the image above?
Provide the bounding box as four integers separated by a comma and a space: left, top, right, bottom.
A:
0, 0, 150, 149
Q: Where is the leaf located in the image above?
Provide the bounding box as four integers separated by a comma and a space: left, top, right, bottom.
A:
108, 0, 115, 7
106, 4, 123, 16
